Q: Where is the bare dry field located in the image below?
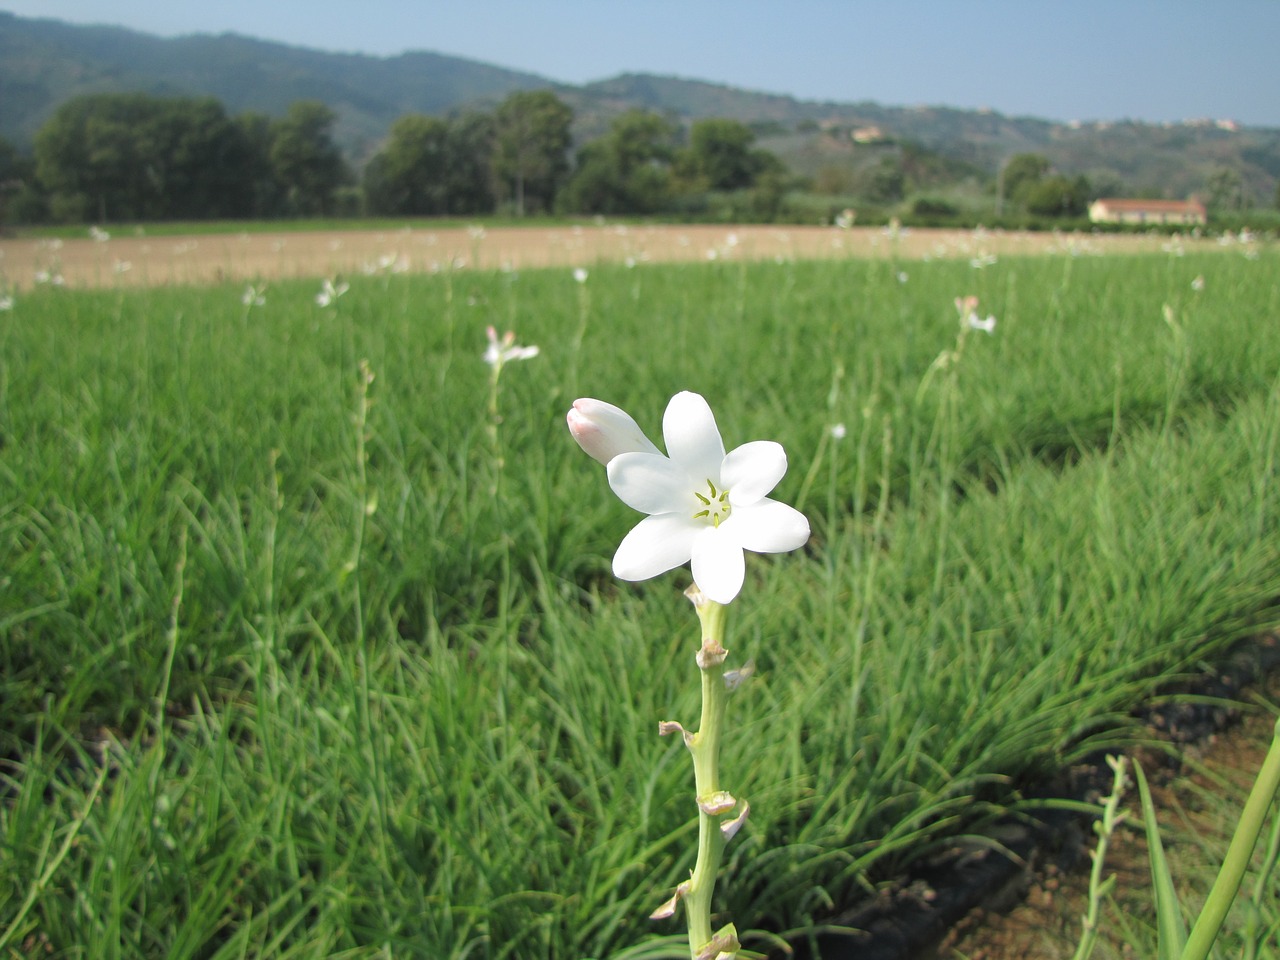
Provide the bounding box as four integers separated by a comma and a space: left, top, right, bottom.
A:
0, 222, 1218, 291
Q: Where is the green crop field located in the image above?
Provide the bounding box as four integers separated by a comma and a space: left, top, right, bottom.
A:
2, 245, 1279, 958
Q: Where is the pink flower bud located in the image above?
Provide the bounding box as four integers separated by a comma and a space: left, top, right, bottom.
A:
565, 398, 661, 465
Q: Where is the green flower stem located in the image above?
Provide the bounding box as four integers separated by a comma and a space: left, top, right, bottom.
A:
685, 595, 730, 955
1181, 717, 1280, 960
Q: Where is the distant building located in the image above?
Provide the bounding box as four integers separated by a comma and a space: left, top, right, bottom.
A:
851, 126, 887, 144
1088, 198, 1206, 226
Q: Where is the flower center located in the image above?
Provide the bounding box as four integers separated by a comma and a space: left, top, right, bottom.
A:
692, 479, 731, 528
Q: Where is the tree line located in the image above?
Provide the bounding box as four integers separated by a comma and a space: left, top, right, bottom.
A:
1, 89, 786, 225
5, 88, 1268, 228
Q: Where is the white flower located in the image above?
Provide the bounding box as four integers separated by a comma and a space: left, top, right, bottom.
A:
955, 295, 996, 333
571, 391, 810, 604
483, 325, 539, 367
316, 278, 349, 307
1191, 274, 1205, 291
242, 284, 266, 307
573, 267, 589, 284
0, 294, 13, 311
967, 313, 997, 334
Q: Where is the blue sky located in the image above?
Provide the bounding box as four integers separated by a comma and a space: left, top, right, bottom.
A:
6, 0, 1280, 127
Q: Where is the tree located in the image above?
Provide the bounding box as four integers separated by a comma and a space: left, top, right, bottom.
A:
1000, 152, 1052, 212
364, 114, 451, 215
440, 112, 496, 215
560, 110, 681, 215
1206, 167, 1245, 211
0, 135, 45, 226
135, 97, 257, 219
34, 92, 255, 221
363, 112, 496, 216
1023, 174, 1091, 217
269, 100, 350, 216
684, 118, 761, 191
235, 111, 284, 217
35, 93, 148, 221
864, 157, 905, 203
493, 90, 572, 216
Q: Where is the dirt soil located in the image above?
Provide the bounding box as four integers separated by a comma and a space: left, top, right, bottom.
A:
0, 222, 1217, 291
939, 673, 1280, 960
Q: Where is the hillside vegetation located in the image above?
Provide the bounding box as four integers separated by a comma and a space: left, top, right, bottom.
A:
3, 10, 1280, 227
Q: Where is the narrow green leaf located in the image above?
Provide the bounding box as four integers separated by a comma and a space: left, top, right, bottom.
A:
1133, 759, 1187, 960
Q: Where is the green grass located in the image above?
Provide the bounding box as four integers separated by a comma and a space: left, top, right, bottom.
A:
2, 246, 1279, 958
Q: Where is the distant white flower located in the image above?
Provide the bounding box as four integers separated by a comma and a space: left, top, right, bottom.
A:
829, 423, 848, 440
242, 284, 266, 307
569, 391, 810, 604
955, 295, 996, 333
897, 271, 909, 284
969, 253, 998, 269
0, 294, 13, 311
34, 270, 65, 287
89, 225, 110, 242
573, 267, 589, 284
316, 278, 350, 307
967, 313, 997, 334
1191, 274, 1205, 291
113, 260, 131, 274
484, 325, 539, 367
369, 252, 408, 274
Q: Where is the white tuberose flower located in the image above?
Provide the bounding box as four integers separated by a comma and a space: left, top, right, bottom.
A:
484, 325, 540, 367
569, 391, 810, 604
316, 278, 349, 307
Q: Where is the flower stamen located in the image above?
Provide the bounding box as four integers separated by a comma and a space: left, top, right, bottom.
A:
692, 479, 731, 527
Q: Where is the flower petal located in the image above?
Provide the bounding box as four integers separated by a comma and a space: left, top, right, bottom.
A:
722, 440, 787, 505
567, 398, 662, 465
721, 499, 810, 554
608, 452, 694, 515
690, 527, 747, 604
613, 514, 698, 582
663, 392, 725, 483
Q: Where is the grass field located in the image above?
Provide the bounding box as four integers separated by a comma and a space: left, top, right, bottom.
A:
2, 238, 1279, 958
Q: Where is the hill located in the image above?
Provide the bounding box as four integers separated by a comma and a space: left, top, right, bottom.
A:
0, 10, 551, 158
3, 10, 1279, 203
